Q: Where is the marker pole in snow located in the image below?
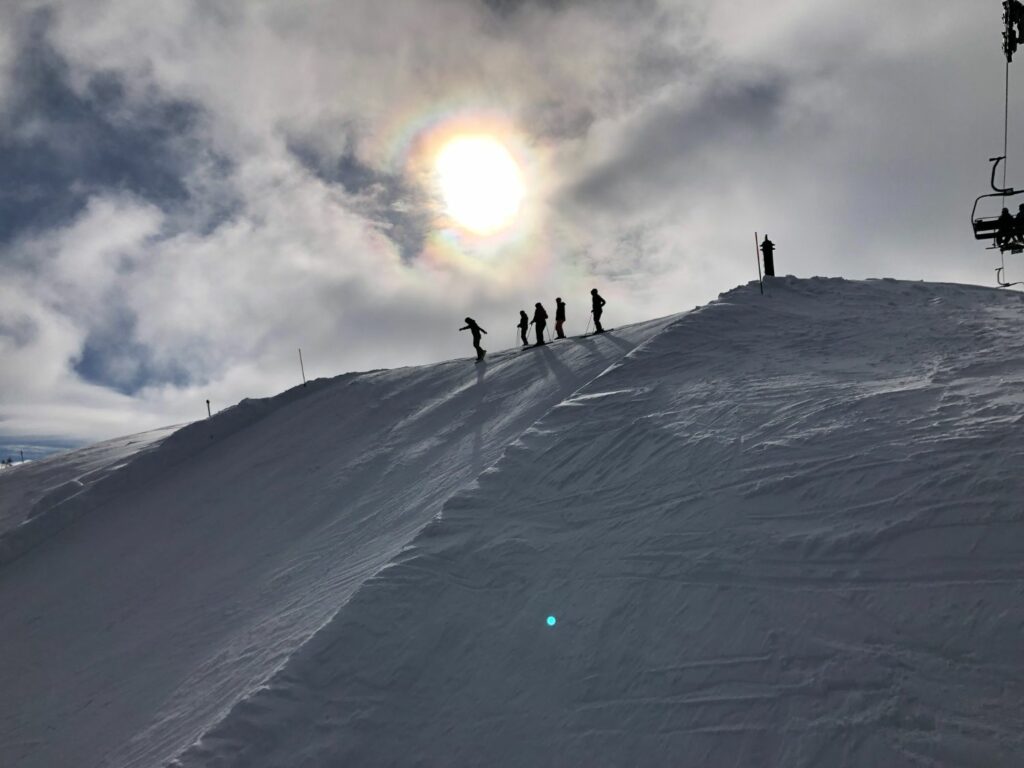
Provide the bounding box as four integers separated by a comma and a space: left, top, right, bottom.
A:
298, 348, 307, 387
206, 399, 211, 419
20, 450, 24, 463
754, 232, 764, 295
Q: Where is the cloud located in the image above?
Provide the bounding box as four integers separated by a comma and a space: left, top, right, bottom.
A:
287, 133, 434, 262
0, 9, 218, 246
0, 0, 1013, 454
567, 73, 795, 216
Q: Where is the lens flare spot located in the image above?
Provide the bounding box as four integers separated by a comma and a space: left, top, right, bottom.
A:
547, 615, 557, 627
435, 135, 525, 236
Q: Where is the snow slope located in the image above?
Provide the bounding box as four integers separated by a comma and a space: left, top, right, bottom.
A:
0, 318, 672, 768
0, 426, 177, 564
170, 277, 1024, 767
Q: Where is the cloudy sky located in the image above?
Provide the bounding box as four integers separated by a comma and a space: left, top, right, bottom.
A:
0, 0, 1008, 457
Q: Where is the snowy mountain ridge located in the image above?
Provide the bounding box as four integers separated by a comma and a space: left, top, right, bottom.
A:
0, 304, 676, 768
4, 276, 1024, 767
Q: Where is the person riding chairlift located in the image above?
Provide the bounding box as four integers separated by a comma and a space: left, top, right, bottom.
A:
1013, 204, 1024, 240
996, 207, 1016, 249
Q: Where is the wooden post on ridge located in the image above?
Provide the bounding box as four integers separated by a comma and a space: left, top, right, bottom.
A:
754, 232, 764, 295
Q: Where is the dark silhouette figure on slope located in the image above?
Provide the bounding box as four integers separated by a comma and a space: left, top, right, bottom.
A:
460, 317, 487, 362
760, 235, 776, 277
530, 302, 548, 346
554, 297, 566, 339
518, 310, 529, 346
591, 288, 607, 334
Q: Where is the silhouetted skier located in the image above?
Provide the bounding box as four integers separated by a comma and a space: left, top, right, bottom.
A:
530, 302, 548, 346
554, 297, 566, 339
760, 235, 776, 277
590, 288, 606, 334
460, 317, 487, 362
518, 310, 529, 346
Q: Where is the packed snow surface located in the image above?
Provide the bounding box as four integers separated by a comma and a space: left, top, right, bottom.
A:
5, 277, 1024, 767
0, 427, 177, 564
0, 313, 672, 768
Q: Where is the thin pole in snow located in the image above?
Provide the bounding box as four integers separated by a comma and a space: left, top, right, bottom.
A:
20, 450, 24, 463
298, 348, 307, 387
754, 231, 764, 295
206, 399, 211, 419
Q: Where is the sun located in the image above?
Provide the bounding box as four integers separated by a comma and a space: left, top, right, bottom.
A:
435, 135, 525, 236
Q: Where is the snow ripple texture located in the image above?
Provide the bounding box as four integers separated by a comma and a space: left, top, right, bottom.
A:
174, 278, 1024, 767
0, 310, 673, 768
5, 277, 1024, 767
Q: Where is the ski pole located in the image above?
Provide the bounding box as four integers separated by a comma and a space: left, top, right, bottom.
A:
584, 313, 593, 335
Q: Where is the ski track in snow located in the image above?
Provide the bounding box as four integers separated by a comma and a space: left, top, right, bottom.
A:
0, 314, 673, 768
169, 277, 1024, 768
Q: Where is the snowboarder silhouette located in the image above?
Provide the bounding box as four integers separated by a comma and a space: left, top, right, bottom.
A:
760, 235, 776, 277
460, 317, 487, 362
590, 288, 606, 334
530, 302, 548, 346
554, 297, 566, 339
518, 310, 529, 346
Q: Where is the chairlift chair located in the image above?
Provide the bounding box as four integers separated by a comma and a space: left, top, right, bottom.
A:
971, 156, 1024, 254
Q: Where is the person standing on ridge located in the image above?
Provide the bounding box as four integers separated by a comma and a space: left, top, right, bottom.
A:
554, 297, 567, 339
590, 288, 607, 334
760, 235, 776, 277
518, 310, 529, 347
460, 317, 487, 362
530, 302, 548, 346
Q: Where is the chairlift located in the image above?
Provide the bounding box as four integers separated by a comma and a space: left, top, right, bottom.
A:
971, 156, 1024, 255
970, 2, 1024, 285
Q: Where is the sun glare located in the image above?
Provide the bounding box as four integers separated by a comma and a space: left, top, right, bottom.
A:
435, 135, 525, 236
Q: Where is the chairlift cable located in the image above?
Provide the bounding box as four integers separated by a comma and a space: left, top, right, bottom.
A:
1004, 59, 1011, 196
